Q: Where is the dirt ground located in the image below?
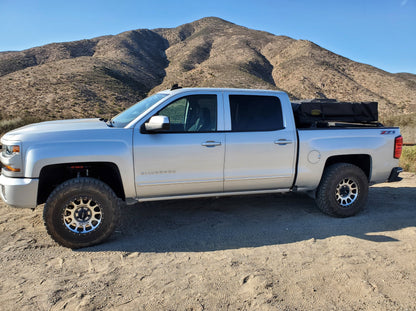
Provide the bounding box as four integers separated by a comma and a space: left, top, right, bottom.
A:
1, 173, 416, 311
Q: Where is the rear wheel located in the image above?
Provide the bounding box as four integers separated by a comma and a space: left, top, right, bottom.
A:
316, 163, 368, 217
43, 178, 120, 248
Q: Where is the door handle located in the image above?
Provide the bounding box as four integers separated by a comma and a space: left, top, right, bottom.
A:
202, 141, 222, 147
274, 139, 293, 145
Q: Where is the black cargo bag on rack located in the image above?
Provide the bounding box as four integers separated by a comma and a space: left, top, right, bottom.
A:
292, 99, 378, 125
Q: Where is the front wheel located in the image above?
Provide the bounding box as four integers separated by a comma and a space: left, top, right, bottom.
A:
43, 178, 120, 248
315, 163, 369, 217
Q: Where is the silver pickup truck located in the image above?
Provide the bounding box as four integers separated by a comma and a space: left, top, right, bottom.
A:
0, 88, 403, 248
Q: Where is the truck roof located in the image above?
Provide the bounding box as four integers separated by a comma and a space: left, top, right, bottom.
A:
159, 87, 287, 96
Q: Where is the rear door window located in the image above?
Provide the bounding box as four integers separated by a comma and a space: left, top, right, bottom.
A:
229, 95, 284, 132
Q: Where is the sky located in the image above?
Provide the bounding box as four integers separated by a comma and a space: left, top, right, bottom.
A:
0, 0, 415, 74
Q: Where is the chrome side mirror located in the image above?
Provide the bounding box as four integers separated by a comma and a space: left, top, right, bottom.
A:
144, 116, 170, 132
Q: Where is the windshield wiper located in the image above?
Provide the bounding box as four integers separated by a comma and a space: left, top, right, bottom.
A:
99, 118, 114, 127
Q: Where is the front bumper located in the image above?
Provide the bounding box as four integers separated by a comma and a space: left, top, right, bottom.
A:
387, 167, 403, 182
0, 174, 39, 208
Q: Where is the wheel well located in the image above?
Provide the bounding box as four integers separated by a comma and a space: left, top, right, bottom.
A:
324, 154, 371, 180
37, 162, 125, 205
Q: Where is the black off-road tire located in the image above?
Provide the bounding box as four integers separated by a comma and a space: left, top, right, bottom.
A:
43, 178, 121, 249
316, 163, 369, 217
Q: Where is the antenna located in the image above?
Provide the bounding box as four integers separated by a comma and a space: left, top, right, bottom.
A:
171, 84, 182, 91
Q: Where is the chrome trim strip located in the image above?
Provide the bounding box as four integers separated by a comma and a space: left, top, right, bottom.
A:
137, 179, 222, 187
225, 175, 289, 181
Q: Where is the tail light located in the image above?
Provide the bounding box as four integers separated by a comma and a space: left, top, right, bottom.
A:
394, 136, 403, 159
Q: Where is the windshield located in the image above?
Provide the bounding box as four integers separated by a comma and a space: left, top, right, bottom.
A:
111, 93, 168, 128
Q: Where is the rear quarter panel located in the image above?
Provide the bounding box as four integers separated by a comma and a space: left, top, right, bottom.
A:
296, 127, 400, 190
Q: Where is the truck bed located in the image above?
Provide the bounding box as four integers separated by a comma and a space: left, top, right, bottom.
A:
292, 99, 380, 128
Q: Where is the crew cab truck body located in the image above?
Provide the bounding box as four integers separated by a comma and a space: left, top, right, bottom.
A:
0, 88, 403, 248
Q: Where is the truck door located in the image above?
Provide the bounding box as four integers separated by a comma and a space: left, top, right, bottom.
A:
133, 92, 225, 199
223, 93, 297, 191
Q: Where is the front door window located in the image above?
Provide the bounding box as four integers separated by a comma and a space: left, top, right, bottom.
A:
156, 95, 217, 132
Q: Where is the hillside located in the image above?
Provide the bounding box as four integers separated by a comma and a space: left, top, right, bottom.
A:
0, 17, 415, 139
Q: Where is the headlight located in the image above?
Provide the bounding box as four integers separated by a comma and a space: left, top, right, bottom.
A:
4, 145, 20, 156
1, 142, 22, 174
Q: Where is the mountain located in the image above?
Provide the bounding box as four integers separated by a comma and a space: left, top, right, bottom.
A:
0, 17, 415, 139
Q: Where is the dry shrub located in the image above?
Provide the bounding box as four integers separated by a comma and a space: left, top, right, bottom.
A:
0, 116, 44, 136
400, 146, 416, 173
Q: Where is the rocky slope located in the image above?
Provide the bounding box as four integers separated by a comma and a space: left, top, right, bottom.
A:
0, 17, 415, 130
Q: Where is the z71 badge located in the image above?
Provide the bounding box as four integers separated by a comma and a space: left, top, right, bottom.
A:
380, 130, 396, 135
